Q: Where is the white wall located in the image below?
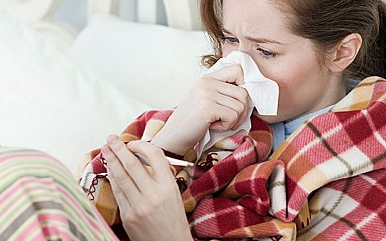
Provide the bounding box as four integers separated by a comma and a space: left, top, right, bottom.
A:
52, 0, 166, 31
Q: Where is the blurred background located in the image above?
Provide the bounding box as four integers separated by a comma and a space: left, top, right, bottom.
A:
53, 0, 167, 30
0, 0, 206, 174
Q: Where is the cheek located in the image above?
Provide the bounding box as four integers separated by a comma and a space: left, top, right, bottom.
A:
256, 56, 320, 92
256, 58, 320, 113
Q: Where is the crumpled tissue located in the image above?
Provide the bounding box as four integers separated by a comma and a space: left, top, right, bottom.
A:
196, 51, 279, 157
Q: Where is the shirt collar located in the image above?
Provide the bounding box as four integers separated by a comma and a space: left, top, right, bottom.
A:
270, 105, 333, 151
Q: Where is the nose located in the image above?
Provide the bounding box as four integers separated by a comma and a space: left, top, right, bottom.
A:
237, 42, 253, 56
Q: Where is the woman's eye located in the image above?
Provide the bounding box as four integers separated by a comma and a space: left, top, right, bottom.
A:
257, 48, 277, 58
222, 37, 239, 44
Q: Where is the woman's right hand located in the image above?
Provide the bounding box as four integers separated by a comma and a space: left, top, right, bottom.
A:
151, 64, 249, 155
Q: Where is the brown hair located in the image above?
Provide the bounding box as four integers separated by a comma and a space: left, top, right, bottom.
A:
200, 0, 386, 79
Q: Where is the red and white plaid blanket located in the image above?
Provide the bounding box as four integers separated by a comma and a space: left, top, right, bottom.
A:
80, 76, 386, 240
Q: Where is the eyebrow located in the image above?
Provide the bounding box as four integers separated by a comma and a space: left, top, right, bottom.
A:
221, 27, 283, 45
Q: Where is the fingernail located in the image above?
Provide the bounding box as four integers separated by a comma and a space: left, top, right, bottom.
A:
107, 135, 118, 144
101, 145, 110, 155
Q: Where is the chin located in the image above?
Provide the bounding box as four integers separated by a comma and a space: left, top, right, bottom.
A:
253, 109, 299, 124
253, 113, 286, 124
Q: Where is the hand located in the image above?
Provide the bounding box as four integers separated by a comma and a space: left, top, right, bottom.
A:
151, 64, 249, 155
101, 135, 193, 241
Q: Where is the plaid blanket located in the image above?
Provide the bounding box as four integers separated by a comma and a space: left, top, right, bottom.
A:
80, 76, 386, 240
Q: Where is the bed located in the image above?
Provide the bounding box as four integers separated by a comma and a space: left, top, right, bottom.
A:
0, 0, 210, 175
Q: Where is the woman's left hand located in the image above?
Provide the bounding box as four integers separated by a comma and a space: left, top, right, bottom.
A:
101, 135, 193, 241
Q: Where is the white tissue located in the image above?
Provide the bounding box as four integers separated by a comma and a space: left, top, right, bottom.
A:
196, 51, 279, 157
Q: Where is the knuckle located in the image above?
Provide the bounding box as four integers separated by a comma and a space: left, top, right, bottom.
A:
147, 147, 163, 157
230, 110, 239, 121
121, 212, 138, 224
134, 206, 151, 219
122, 207, 147, 224
239, 88, 249, 100
148, 194, 164, 208
226, 113, 239, 129
235, 101, 245, 114
114, 173, 127, 184
125, 159, 141, 170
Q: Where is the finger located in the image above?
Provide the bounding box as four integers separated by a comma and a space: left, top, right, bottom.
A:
215, 84, 249, 129
126, 141, 175, 183
107, 168, 134, 209
232, 106, 250, 130
232, 95, 251, 130
195, 79, 249, 130
206, 88, 249, 130
203, 64, 244, 86
201, 79, 249, 109
208, 103, 239, 131
213, 91, 245, 118
106, 135, 154, 192
203, 66, 250, 129
101, 144, 141, 204
217, 83, 249, 108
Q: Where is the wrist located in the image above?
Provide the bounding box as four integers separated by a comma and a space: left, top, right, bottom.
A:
150, 127, 191, 156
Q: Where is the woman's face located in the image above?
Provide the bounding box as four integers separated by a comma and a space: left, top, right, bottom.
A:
221, 0, 345, 123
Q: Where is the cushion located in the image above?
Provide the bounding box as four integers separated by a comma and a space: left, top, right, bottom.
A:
67, 14, 211, 109
0, 6, 150, 175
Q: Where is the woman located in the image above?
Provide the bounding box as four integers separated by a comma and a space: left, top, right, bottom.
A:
2, 0, 386, 240
98, 0, 386, 240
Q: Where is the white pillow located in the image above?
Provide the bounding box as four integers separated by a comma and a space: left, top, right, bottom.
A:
0, 7, 150, 175
68, 14, 211, 109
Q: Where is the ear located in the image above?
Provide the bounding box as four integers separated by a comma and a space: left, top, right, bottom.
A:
328, 33, 362, 73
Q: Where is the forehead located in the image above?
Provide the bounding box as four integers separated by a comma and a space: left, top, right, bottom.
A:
221, 0, 292, 38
